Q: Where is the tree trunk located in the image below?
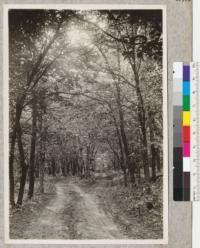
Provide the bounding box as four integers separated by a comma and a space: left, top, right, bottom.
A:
151, 144, 156, 180
16, 122, 28, 206
28, 95, 37, 198
141, 136, 150, 181
51, 160, 56, 177
17, 166, 28, 206
9, 102, 24, 206
156, 147, 161, 172
9, 127, 17, 207
38, 113, 46, 194
39, 166, 44, 193
138, 166, 141, 184
66, 161, 70, 175
39, 152, 45, 194
61, 159, 66, 176
148, 111, 157, 180
122, 167, 128, 187
35, 155, 40, 178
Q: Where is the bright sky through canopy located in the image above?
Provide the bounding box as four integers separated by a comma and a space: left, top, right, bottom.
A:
66, 14, 107, 46
67, 24, 91, 45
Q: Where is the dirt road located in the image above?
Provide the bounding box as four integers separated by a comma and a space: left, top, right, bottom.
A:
21, 178, 126, 239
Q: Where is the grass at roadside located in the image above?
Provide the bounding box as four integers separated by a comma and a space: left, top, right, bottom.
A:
9, 178, 56, 239
82, 176, 163, 239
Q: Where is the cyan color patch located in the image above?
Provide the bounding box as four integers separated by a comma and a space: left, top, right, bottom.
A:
183, 81, 190, 95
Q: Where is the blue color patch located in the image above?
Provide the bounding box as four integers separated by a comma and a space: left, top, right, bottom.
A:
183, 81, 190, 95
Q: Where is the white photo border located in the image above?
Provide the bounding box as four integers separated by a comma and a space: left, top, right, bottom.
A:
3, 4, 168, 245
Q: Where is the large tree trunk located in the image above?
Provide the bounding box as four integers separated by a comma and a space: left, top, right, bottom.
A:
9, 101, 24, 207
9, 127, 17, 207
28, 95, 37, 198
16, 122, 28, 206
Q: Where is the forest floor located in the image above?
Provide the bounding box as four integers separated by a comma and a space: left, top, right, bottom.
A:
10, 176, 163, 240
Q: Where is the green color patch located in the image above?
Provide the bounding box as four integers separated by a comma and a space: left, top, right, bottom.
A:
183, 96, 190, 111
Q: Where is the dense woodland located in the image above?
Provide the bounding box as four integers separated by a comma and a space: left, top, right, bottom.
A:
9, 9, 163, 210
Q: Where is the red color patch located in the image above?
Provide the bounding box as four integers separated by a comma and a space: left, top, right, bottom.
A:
183, 126, 190, 142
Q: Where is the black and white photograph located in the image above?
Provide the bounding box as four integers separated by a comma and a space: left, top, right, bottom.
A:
4, 4, 167, 244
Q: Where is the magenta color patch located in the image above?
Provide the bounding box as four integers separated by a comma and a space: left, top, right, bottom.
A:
183, 142, 190, 157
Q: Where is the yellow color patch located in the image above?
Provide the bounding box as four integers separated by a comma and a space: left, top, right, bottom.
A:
183, 111, 190, 126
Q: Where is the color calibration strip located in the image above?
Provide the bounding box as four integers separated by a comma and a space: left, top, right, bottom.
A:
173, 62, 191, 201
183, 64, 190, 201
